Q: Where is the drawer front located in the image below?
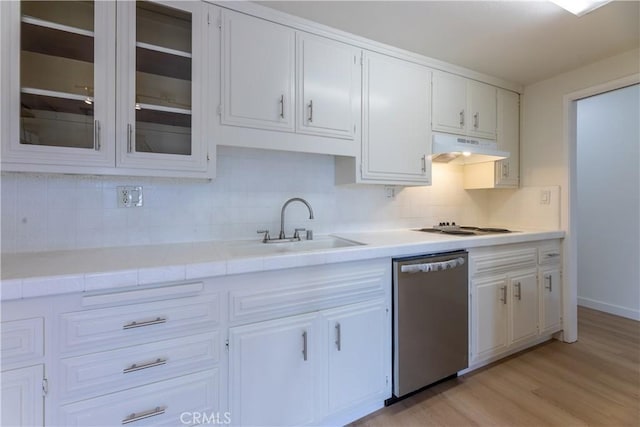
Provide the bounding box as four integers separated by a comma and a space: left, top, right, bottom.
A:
229, 261, 388, 324
538, 244, 562, 265
59, 332, 220, 402
59, 369, 220, 427
59, 294, 219, 355
1, 318, 44, 365
471, 248, 537, 276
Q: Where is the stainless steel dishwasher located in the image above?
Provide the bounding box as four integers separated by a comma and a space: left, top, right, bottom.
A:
391, 250, 469, 400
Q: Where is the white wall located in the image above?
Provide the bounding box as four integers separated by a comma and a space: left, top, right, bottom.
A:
576, 84, 639, 320
521, 48, 639, 222
520, 47, 640, 339
1, 146, 490, 254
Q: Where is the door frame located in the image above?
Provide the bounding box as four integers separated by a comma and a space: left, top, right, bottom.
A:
562, 73, 639, 342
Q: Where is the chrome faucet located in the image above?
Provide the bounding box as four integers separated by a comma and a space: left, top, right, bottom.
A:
279, 197, 314, 239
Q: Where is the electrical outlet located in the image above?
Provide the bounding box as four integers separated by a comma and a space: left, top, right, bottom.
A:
117, 186, 143, 208
384, 185, 396, 199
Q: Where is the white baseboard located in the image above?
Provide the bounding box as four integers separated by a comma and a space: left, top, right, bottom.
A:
578, 297, 640, 321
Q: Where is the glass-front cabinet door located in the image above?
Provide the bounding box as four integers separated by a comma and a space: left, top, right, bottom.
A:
2, 0, 115, 167
116, 0, 208, 172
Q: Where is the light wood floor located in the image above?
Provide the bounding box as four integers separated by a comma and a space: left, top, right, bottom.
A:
352, 307, 640, 427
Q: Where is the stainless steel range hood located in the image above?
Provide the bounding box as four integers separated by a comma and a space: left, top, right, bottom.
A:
431, 132, 509, 165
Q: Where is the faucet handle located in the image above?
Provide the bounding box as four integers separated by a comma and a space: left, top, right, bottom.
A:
257, 230, 270, 243
293, 228, 306, 240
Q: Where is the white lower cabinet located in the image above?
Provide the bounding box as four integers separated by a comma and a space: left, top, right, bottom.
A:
228, 313, 317, 427
229, 298, 388, 427
471, 240, 563, 366
510, 270, 539, 345
540, 267, 562, 334
1, 365, 44, 427
325, 299, 387, 414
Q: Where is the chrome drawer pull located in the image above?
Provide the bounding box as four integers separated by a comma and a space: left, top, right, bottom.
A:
122, 406, 166, 424
123, 358, 167, 374
302, 331, 308, 361
335, 323, 341, 351
123, 317, 166, 330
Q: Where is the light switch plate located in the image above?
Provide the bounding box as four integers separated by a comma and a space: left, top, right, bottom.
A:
117, 186, 143, 208
540, 190, 551, 205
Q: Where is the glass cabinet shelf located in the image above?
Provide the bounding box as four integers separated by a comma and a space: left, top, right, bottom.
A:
21, 17, 94, 63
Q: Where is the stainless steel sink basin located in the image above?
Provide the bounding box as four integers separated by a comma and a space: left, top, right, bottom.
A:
226, 236, 365, 257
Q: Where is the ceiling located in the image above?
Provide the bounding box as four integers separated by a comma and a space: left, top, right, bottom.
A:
259, 1, 640, 86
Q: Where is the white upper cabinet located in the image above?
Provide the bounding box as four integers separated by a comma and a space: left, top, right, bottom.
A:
116, 0, 210, 173
463, 88, 519, 189
1, 0, 214, 178
495, 89, 520, 187
221, 9, 295, 132
1, 0, 115, 168
432, 71, 497, 140
359, 51, 431, 185
296, 32, 359, 140
431, 72, 467, 135
468, 80, 497, 139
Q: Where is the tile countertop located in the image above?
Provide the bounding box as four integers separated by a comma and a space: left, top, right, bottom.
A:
0, 228, 565, 300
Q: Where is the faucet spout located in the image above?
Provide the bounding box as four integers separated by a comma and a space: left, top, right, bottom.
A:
279, 197, 314, 239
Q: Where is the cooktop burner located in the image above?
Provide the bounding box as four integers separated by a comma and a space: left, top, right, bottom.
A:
416, 223, 513, 236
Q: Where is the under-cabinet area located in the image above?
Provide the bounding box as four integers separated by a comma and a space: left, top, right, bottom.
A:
1, 0, 520, 186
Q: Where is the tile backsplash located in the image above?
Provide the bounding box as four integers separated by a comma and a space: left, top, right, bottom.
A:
2, 146, 494, 254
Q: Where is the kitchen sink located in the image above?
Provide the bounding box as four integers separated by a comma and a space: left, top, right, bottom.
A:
226, 236, 365, 257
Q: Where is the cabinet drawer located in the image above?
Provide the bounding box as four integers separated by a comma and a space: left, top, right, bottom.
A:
59, 294, 219, 355
538, 244, 562, 265
59, 332, 219, 402
229, 261, 388, 324
471, 248, 537, 276
59, 369, 220, 426
1, 318, 44, 365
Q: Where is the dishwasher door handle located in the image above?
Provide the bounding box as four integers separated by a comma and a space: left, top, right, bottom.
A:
400, 257, 465, 273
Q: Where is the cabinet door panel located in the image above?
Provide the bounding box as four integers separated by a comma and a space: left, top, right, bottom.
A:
473, 277, 508, 361
432, 72, 466, 134
222, 10, 294, 132
495, 88, 519, 187
1, 365, 44, 427
510, 271, 538, 344
229, 314, 316, 426
362, 51, 431, 183
468, 80, 497, 139
2, 0, 115, 167
540, 268, 562, 333
116, 0, 208, 172
297, 33, 358, 139
324, 299, 387, 413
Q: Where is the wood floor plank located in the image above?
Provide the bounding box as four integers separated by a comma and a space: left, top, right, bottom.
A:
351, 307, 640, 427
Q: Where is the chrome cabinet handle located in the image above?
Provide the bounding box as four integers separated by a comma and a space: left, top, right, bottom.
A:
502, 162, 509, 178
545, 253, 560, 259
545, 275, 553, 292
279, 94, 285, 119
94, 120, 101, 151
514, 282, 522, 300
421, 155, 427, 173
122, 406, 166, 424
302, 331, 308, 361
335, 323, 341, 351
123, 358, 167, 374
127, 123, 133, 153
123, 317, 166, 330
308, 100, 313, 123
500, 286, 507, 304
459, 110, 465, 127
473, 112, 479, 129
